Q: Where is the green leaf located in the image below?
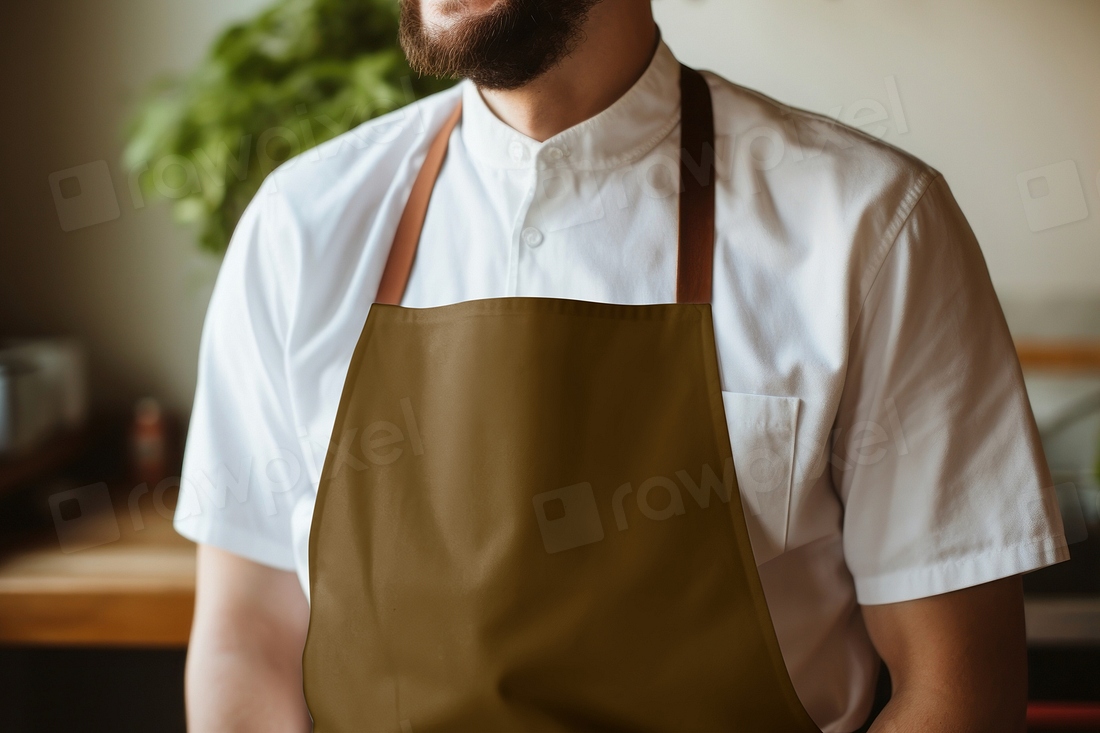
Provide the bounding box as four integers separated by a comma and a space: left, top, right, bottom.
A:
122, 0, 453, 253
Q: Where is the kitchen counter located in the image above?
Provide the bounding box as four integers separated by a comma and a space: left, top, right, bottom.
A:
0, 485, 194, 647
0, 340, 1094, 649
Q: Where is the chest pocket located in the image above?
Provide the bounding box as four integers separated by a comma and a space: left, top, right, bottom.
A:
721, 392, 800, 566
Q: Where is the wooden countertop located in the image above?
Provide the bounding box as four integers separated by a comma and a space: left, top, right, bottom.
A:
0, 339, 1096, 649
3, 497, 1095, 649
0, 487, 194, 647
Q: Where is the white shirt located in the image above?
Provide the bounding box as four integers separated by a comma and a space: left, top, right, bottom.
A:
174, 40, 1067, 732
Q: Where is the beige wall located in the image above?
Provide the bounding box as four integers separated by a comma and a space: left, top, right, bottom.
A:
1, 0, 1097, 416
0, 0, 268, 414
656, 0, 1100, 300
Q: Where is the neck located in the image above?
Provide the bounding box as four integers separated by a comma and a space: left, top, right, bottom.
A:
478, 0, 658, 142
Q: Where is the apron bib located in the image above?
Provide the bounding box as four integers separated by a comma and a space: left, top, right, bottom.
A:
303, 66, 820, 733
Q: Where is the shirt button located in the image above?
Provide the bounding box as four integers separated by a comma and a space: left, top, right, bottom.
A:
522, 227, 544, 248
545, 146, 564, 161
509, 141, 528, 161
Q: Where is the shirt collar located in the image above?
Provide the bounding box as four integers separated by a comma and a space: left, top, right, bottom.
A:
459, 38, 682, 172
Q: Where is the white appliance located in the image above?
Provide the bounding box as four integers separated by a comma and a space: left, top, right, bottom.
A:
0, 339, 88, 456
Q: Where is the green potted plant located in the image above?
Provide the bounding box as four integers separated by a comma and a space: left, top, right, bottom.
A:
124, 0, 452, 253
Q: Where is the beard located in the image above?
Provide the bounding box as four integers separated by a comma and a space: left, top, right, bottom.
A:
399, 0, 600, 90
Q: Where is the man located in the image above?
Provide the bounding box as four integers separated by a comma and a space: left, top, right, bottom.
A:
175, 0, 1068, 730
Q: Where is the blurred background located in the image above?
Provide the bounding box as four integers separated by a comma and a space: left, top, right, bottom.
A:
0, 0, 1097, 730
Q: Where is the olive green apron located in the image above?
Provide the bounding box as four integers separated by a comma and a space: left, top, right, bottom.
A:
303, 66, 820, 733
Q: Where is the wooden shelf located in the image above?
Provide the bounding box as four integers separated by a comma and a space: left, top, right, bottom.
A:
1016, 340, 1100, 372
1025, 597, 1100, 646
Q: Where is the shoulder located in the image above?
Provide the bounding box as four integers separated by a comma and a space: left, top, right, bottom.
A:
258, 84, 464, 257
703, 69, 939, 241
701, 70, 947, 308
209, 85, 462, 328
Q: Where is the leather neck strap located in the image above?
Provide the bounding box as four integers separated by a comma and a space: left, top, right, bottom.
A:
376, 64, 715, 306
675, 64, 716, 304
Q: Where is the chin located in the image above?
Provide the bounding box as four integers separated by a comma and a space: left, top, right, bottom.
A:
420, 0, 504, 28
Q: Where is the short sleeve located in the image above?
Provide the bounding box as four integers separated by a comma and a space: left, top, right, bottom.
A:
834, 174, 1068, 606
173, 181, 311, 571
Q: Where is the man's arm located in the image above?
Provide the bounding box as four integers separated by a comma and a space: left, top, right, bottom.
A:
862, 575, 1028, 733
186, 545, 312, 733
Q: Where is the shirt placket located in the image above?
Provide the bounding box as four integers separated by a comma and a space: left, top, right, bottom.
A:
506, 138, 540, 297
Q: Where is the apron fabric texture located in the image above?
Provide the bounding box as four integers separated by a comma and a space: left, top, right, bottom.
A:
303, 65, 820, 733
